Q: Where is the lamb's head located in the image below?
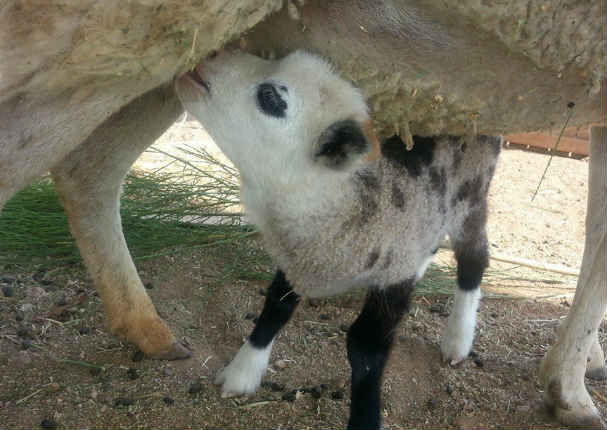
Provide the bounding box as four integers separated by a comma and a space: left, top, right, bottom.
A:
175, 50, 378, 186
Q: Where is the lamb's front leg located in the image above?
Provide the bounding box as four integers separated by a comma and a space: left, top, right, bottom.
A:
216, 270, 300, 397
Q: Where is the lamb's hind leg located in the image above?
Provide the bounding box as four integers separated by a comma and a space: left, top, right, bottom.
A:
51, 85, 189, 359
346, 280, 414, 430
441, 207, 489, 364
216, 270, 300, 397
539, 125, 606, 429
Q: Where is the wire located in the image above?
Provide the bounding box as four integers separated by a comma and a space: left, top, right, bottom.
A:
531, 102, 576, 202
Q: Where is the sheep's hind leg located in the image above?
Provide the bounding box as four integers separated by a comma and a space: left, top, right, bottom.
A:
346, 280, 414, 430
216, 270, 299, 397
442, 209, 489, 365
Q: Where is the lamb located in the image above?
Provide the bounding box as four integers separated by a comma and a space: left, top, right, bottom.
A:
175, 50, 501, 429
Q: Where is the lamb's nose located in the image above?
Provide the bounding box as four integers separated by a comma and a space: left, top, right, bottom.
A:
207, 50, 218, 60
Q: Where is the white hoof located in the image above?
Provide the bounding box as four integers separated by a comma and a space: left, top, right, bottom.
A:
215, 340, 273, 398
440, 333, 472, 365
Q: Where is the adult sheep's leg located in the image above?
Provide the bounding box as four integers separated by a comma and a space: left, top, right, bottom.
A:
441, 207, 489, 364
346, 280, 413, 430
51, 85, 189, 359
539, 125, 606, 429
586, 334, 607, 381
216, 270, 300, 397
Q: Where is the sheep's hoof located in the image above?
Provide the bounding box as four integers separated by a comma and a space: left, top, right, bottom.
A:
442, 355, 465, 366
214, 341, 271, 397
543, 379, 606, 430
548, 404, 606, 430
110, 313, 192, 360
214, 367, 258, 398
152, 341, 192, 360
440, 323, 474, 366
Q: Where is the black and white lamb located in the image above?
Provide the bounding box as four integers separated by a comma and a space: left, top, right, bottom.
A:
175, 50, 501, 430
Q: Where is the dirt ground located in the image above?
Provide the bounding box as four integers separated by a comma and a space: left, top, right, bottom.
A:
0, 121, 605, 429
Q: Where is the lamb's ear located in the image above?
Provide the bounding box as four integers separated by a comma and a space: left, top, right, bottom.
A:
314, 119, 371, 169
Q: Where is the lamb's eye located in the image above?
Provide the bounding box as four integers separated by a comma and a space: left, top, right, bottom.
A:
257, 83, 288, 118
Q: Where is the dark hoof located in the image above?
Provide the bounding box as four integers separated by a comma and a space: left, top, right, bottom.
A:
154, 341, 192, 360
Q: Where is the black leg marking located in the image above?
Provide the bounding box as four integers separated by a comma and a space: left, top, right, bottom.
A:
346, 280, 414, 430
452, 209, 489, 292
249, 270, 300, 348
455, 246, 488, 291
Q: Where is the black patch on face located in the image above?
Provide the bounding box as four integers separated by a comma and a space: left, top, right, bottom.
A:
429, 166, 447, 197
391, 183, 405, 209
381, 135, 435, 178
451, 176, 484, 208
257, 82, 288, 118
315, 120, 369, 169
365, 247, 381, 270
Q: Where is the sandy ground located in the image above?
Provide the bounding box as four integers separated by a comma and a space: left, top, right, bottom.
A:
0, 120, 604, 429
